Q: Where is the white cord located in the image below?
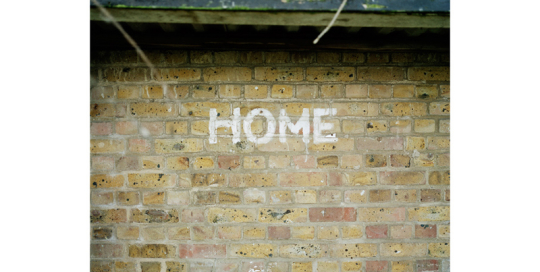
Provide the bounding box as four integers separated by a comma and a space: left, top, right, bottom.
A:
313, 0, 348, 44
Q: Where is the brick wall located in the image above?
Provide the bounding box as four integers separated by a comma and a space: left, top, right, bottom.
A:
90, 50, 450, 272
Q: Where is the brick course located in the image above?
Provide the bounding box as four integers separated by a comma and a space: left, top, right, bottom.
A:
91, 49, 449, 271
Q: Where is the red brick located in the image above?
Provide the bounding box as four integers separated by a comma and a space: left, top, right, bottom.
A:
366, 261, 388, 272
293, 155, 316, 169
309, 207, 356, 222
115, 121, 137, 135
128, 139, 152, 153
91, 123, 113, 135
415, 224, 437, 238
417, 260, 439, 272
178, 244, 226, 258
366, 225, 388, 239
268, 226, 290, 240
218, 156, 241, 170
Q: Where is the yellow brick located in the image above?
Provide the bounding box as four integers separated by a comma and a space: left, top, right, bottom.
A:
318, 226, 339, 239
229, 173, 277, 187
321, 84, 343, 98
143, 85, 164, 99
343, 172, 377, 186
155, 139, 204, 153
117, 86, 140, 99
91, 174, 124, 188
229, 244, 276, 258
438, 225, 450, 238
295, 190, 317, 203
244, 156, 265, 169
342, 225, 363, 239
259, 208, 307, 223
343, 120, 365, 134
117, 226, 139, 240
128, 173, 175, 188
205, 138, 255, 153
219, 191, 241, 204
306, 67, 354, 81
407, 206, 449, 221
414, 119, 435, 133
281, 244, 325, 258
258, 138, 305, 152
391, 261, 414, 272
219, 84, 241, 98
130, 102, 176, 117
254, 67, 303, 81
380, 243, 427, 257
271, 85, 293, 98
208, 208, 256, 223
192, 85, 216, 98
358, 207, 406, 222
428, 136, 450, 149
292, 262, 312, 272
380, 102, 427, 116
203, 67, 251, 82
233, 101, 280, 115
269, 155, 291, 168
342, 261, 362, 272
318, 261, 339, 272
416, 85, 438, 99
369, 85, 392, 98
394, 190, 417, 202
393, 85, 414, 98
243, 227, 266, 239
280, 172, 326, 187
166, 156, 189, 170
165, 121, 188, 135
380, 171, 425, 185
291, 226, 314, 239
366, 120, 388, 133
191, 173, 226, 187
193, 157, 214, 169
333, 102, 378, 116
406, 136, 425, 150
180, 102, 230, 117
281, 102, 328, 116
141, 227, 165, 240
328, 244, 377, 258
143, 192, 165, 205
341, 155, 363, 169
308, 138, 354, 152
428, 242, 450, 257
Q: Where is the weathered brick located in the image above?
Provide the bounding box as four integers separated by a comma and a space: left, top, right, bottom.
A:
328, 243, 377, 258
345, 84, 368, 98
394, 190, 417, 203
420, 189, 441, 202
116, 156, 139, 171
92, 227, 113, 239
167, 191, 190, 205
357, 67, 404, 81
218, 156, 240, 170
229, 244, 276, 258
416, 85, 438, 99
291, 226, 314, 240
366, 154, 387, 168
366, 120, 388, 133
153, 68, 200, 81
415, 224, 437, 238
408, 67, 450, 81
219, 84, 241, 98
229, 173, 276, 187
342, 261, 363, 272
318, 261, 339, 272
417, 260, 439, 272
103, 67, 150, 82
218, 226, 242, 240
309, 138, 355, 151
243, 227, 266, 239
130, 102, 176, 117
438, 225, 450, 238
178, 244, 227, 258
91, 209, 127, 223
309, 207, 356, 222
280, 172, 327, 187
256, 67, 303, 81
165, 262, 188, 272
439, 119, 450, 133
143, 191, 165, 205
244, 156, 265, 169
297, 85, 317, 99
341, 155, 363, 169
391, 154, 411, 168
280, 244, 325, 258
192, 191, 217, 205
319, 190, 341, 203
380, 171, 425, 185
357, 137, 403, 151
366, 261, 388, 272
393, 85, 414, 98
142, 227, 166, 240
292, 262, 313, 272
244, 188, 265, 204
429, 102, 450, 115
321, 84, 343, 98
91, 244, 124, 258
191, 173, 226, 187
117, 226, 139, 240
259, 208, 307, 223
380, 102, 427, 116
344, 190, 368, 203
131, 209, 179, 223
269, 190, 292, 204
295, 190, 317, 203
218, 191, 241, 204
427, 136, 450, 150
181, 102, 230, 117
291, 51, 315, 63
168, 227, 190, 240
208, 208, 256, 223
269, 226, 290, 240
428, 242, 450, 257
390, 225, 413, 239
318, 226, 339, 239
271, 84, 294, 98
334, 102, 378, 116
91, 122, 113, 136
381, 243, 427, 257
391, 261, 414, 272
91, 192, 113, 205
91, 174, 124, 188
343, 52, 365, 63
240, 51, 264, 64
414, 153, 435, 167
307, 67, 354, 81
117, 191, 139, 205
407, 206, 449, 221
370, 190, 392, 202
155, 139, 203, 153
192, 226, 214, 240
142, 156, 163, 170
91, 139, 124, 153
414, 119, 436, 133
358, 208, 406, 222
182, 209, 205, 223
390, 120, 411, 133
203, 67, 252, 81
128, 173, 175, 188
342, 225, 363, 239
